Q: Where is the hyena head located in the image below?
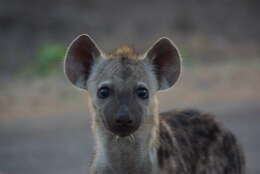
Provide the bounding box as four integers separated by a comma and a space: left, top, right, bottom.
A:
64, 35, 181, 137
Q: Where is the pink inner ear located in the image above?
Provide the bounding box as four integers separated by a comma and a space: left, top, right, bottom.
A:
154, 50, 175, 66
72, 41, 94, 74
66, 51, 92, 85
155, 51, 180, 85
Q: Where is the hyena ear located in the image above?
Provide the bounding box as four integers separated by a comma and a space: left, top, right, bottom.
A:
64, 34, 102, 89
144, 37, 181, 90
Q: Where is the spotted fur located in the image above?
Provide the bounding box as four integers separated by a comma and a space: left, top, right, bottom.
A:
158, 109, 245, 174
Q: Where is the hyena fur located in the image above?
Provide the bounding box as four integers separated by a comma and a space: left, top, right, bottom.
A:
64, 34, 245, 174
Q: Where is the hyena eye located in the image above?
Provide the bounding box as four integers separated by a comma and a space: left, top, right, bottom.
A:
136, 87, 149, 99
97, 87, 110, 99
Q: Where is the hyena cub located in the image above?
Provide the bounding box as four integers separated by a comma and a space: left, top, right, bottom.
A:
64, 34, 245, 174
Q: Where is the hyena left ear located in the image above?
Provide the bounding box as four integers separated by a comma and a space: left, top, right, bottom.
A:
64, 34, 103, 89
144, 37, 181, 90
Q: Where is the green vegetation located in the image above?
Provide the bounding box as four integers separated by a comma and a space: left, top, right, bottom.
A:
34, 43, 66, 76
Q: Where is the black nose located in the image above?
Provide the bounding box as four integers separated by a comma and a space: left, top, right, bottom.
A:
115, 114, 133, 126
108, 105, 139, 137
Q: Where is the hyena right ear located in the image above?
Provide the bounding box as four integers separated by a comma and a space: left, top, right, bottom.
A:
64, 34, 102, 89
144, 37, 181, 90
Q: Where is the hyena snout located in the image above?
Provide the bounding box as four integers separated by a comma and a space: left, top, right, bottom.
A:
107, 105, 141, 137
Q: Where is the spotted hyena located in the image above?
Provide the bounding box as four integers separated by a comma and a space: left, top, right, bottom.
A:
64, 34, 245, 174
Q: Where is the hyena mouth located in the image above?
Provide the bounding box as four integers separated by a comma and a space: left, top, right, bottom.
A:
102, 116, 139, 137
110, 125, 138, 137
114, 134, 136, 144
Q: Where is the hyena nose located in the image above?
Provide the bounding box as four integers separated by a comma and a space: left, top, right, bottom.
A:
115, 114, 133, 126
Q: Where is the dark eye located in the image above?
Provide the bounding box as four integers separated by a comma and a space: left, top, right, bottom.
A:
136, 87, 149, 99
97, 87, 110, 99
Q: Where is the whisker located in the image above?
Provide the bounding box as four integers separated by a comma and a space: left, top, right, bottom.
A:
115, 136, 120, 143
129, 134, 135, 144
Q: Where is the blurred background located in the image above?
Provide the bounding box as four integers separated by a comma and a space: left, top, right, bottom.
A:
0, 0, 259, 174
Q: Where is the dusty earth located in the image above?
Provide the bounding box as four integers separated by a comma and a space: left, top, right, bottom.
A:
0, 60, 259, 174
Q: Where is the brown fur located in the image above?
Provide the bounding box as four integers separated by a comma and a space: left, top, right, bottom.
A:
106, 45, 139, 58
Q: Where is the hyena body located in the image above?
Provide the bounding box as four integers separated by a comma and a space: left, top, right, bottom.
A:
64, 35, 245, 174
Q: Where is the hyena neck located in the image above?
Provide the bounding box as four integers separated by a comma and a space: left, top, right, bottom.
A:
92, 114, 159, 174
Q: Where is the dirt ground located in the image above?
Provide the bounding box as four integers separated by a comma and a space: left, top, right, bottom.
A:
0, 60, 259, 174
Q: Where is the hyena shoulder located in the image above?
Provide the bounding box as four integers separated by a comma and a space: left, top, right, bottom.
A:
158, 109, 245, 174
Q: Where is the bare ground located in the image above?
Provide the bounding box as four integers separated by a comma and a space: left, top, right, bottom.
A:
0, 60, 259, 174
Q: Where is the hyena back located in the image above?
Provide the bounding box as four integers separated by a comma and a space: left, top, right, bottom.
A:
64, 34, 245, 174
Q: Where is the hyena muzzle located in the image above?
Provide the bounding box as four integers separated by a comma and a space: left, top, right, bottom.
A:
64, 34, 245, 174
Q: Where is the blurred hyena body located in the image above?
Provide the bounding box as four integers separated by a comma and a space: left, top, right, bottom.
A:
64, 35, 245, 174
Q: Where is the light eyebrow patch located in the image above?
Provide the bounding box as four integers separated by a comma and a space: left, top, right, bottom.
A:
98, 80, 112, 89
137, 82, 149, 89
